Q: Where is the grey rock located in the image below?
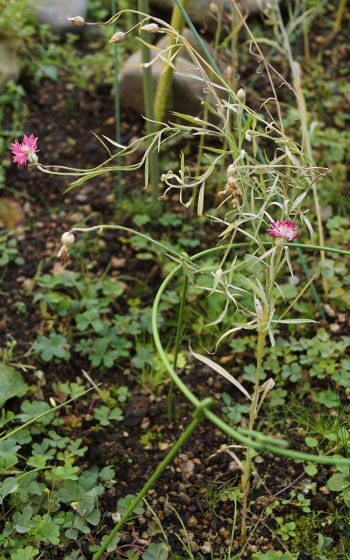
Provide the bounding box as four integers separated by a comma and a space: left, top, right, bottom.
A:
150, 0, 277, 33
119, 28, 221, 118
29, 0, 88, 33
0, 44, 20, 92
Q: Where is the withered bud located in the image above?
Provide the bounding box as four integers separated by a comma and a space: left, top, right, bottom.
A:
57, 245, 69, 266
68, 16, 85, 27
223, 65, 233, 82
141, 23, 159, 33
109, 31, 126, 44
226, 176, 237, 189
61, 231, 75, 248
227, 163, 235, 178
237, 88, 246, 104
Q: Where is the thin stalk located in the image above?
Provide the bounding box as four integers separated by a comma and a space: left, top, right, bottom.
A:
240, 304, 269, 540
111, 0, 123, 199
231, 1, 238, 93
276, 4, 328, 299
138, 0, 160, 200
153, 0, 191, 123
168, 271, 189, 422
194, 0, 225, 212
92, 408, 209, 560
302, 2, 310, 66
333, 0, 347, 34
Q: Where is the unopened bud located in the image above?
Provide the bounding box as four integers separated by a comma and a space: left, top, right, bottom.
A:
109, 31, 126, 44
141, 23, 159, 33
61, 231, 75, 248
210, 2, 219, 14
68, 16, 85, 27
237, 88, 245, 104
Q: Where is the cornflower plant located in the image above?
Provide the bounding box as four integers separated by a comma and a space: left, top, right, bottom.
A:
12, 6, 349, 550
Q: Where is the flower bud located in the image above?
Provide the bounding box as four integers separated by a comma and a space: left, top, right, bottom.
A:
109, 31, 126, 44
61, 231, 75, 248
68, 16, 85, 27
237, 88, 245, 104
141, 23, 159, 33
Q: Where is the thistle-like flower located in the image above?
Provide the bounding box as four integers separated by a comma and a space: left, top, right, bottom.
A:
267, 220, 298, 241
11, 134, 38, 167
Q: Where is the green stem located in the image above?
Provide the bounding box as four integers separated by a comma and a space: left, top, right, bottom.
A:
92, 404, 211, 560
138, 0, 159, 200
153, 0, 191, 123
152, 244, 350, 469
193, 0, 225, 211
241, 305, 269, 540
334, 0, 347, 33
168, 271, 189, 422
111, 0, 123, 199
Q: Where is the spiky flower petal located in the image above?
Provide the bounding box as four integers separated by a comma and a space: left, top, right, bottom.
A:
267, 220, 298, 241
11, 134, 38, 167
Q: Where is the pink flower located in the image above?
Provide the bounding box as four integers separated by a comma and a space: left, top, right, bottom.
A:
11, 134, 38, 167
267, 219, 298, 241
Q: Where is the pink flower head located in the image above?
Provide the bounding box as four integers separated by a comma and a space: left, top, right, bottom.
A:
267, 219, 298, 241
11, 134, 38, 167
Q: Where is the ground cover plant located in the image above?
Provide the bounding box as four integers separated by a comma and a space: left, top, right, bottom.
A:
1, 0, 350, 559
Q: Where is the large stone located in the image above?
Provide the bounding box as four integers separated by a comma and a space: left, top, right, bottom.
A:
29, 0, 88, 33
119, 28, 221, 118
0, 44, 20, 92
150, 0, 275, 33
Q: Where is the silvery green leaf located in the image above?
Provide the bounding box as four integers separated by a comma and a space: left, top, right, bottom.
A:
272, 319, 316, 324
291, 191, 307, 212
197, 182, 205, 216
301, 213, 314, 239
189, 347, 252, 401
206, 300, 229, 326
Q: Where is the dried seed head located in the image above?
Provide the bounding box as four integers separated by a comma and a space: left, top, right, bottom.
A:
141, 23, 159, 33
109, 31, 126, 44
61, 231, 75, 248
226, 164, 236, 178
57, 245, 69, 266
223, 65, 233, 82
237, 88, 245, 104
226, 176, 237, 189
68, 16, 85, 27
